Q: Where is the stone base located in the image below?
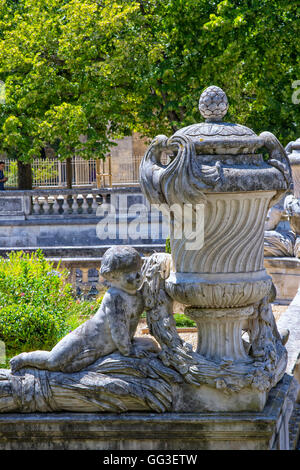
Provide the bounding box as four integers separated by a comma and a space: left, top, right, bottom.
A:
0, 374, 297, 450
172, 383, 267, 413
264, 257, 300, 304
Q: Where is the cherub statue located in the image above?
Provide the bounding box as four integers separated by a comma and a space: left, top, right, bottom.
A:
10, 246, 150, 374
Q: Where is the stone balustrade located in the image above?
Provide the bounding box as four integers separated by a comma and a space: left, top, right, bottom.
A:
0, 245, 164, 297
31, 191, 101, 217
0, 187, 144, 219
49, 256, 105, 297
0, 187, 166, 249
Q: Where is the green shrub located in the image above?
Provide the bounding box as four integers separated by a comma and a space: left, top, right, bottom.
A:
0, 303, 68, 351
173, 313, 196, 328
0, 250, 75, 355
66, 296, 103, 332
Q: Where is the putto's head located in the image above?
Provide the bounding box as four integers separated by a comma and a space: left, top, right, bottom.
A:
100, 246, 143, 292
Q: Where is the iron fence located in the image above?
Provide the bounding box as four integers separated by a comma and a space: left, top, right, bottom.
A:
2, 153, 170, 189
3, 155, 149, 188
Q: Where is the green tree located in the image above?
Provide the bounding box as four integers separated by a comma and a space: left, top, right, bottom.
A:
0, 0, 138, 187
108, 0, 300, 143
54, 0, 300, 143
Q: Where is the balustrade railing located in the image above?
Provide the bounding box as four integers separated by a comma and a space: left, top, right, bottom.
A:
0, 187, 143, 218
31, 192, 102, 216
49, 257, 105, 297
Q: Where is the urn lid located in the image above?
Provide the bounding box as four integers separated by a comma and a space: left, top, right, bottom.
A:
174, 86, 264, 155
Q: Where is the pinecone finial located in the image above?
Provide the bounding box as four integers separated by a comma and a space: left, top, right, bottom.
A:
199, 86, 229, 122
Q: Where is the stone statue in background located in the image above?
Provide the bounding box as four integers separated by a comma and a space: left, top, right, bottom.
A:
264, 137, 300, 258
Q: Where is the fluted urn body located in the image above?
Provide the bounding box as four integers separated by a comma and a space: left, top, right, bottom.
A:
140, 87, 291, 407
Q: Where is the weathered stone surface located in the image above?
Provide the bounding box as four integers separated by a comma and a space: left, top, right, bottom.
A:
0, 351, 182, 414
0, 374, 296, 450
140, 87, 290, 412
0, 197, 22, 213
0, 195, 26, 220
277, 285, 300, 386
198, 85, 229, 121
263, 137, 300, 260
0, 88, 295, 450
286, 137, 300, 199
0, 187, 167, 248
264, 230, 295, 257
140, 254, 282, 411
0, 249, 288, 415
263, 137, 300, 303
10, 246, 146, 376
264, 257, 300, 303
0, 244, 165, 259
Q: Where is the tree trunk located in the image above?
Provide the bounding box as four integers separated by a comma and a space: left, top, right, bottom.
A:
66, 157, 72, 189
17, 161, 33, 190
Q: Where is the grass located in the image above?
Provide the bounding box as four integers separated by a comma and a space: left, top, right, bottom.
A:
141, 312, 195, 327
173, 314, 196, 328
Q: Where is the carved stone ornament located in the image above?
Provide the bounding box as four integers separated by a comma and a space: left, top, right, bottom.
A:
139, 85, 291, 411
0, 87, 292, 414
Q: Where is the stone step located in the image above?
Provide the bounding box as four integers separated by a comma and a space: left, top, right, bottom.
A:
0, 244, 165, 258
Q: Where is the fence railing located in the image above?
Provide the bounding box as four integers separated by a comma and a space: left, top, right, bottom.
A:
4, 158, 98, 188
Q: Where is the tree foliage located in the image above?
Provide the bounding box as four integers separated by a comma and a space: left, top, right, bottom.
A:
115, 0, 300, 143
0, 0, 139, 162
0, 0, 299, 166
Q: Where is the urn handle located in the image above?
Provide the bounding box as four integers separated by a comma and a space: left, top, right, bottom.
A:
259, 131, 293, 190
140, 133, 222, 206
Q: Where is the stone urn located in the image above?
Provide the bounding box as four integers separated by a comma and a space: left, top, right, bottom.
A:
140, 86, 291, 409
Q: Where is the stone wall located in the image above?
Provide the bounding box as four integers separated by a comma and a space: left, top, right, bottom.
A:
0, 187, 167, 248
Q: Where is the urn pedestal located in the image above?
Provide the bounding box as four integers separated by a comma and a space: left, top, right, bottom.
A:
165, 189, 275, 368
